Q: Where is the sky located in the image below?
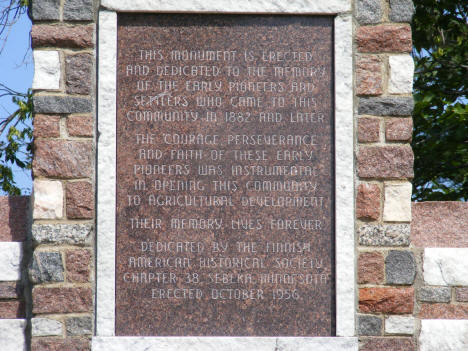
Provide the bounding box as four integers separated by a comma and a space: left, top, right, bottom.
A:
0, 10, 33, 195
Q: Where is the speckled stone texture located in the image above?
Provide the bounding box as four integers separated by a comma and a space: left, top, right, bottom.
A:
116, 14, 335, 336
411, 202, 468, 247
0, 196, 29, 241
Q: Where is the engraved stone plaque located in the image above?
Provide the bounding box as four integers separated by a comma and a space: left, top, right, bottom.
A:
116, 14, 334, 336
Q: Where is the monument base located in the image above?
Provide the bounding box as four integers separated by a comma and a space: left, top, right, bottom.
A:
92, 336, 358, 351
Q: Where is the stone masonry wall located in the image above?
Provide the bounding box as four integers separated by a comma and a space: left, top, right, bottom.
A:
0, 196, 30, 350
22, 1, 467, 351
29, 0, 96, 350
354, 0, 417, 350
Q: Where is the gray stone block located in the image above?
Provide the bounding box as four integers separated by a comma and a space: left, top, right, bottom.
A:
358, 224, 410, 246
358, 314, 382, 336
356, 0, 383, 24
64, 0, 94, 21
31, 0, 60, 20
418, 287, 451, 303
33, 96, 92, 114
31, 223, 93, 244
30, 252, 64, 283
66, 316, 92, 335
386, 250, 416, 284
358, 97, 414, 116
389, 0, 415, 23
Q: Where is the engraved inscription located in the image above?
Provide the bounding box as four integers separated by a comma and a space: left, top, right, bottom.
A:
116, 14, 334, 336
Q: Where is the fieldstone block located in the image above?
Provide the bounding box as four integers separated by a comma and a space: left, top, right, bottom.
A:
357, 145, 414, 179
0, 319, 26, 351
32, 50, 60, 90
31, 0, 60, 20
33, 140, 93, 179
360, 338, 415, 351
358, 251, 384, 284
64, 0, 94, 21
420, 304, 468, 319
356, 55, 383, 95
0, 300, 25, 318
418, 287, 451, 303
66, 249, 91, 282
356, 0, 382, 24
420, 320, 468, 351
424, 248, 468, 285
357, 24, 412, 52
389, 55, 414, 94
385, 316, 415, 335
33, 96, 92, 114
389, 0, 415, 23
358, 117, 380, 143
411, 202, 468, 248
67, 115, 93, 137
383, 182, 412, 221
0, 282, 22, 299
358, 97, 414, 116
358, 224, 410, 246
358, 314, 382, 336
33, 180, 63, 219
66, 316, 92, 335
29, 252, 64, 284
456, 287, 468, 302
31, 223, 92, 245
66, 181, 94, 219
31, 337, 89, 351
0, 196, 29, 241
356, 183, 380, 220
385, 118, 412, 141
385, 250, 415, 284
0, 242, 23, 281
32, 24, 94, 48
66, 53, 93, 95
33, 287, 92, 314
31, 318, 63, 337
359, 287, 414, 314
33, 115, 60, 138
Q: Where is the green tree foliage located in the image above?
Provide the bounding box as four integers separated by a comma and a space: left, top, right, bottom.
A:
0, 0, 32, 195
412, 1, 468, 201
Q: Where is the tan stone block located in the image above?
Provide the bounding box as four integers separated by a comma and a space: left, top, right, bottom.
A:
356, 183, 381, 220
33, 180, 63, 219
358, 117, 380, 143
66, 181, 94, 219
358, 251, 384, 284
356, 55, 383, 95
357, 24, 412, 52
359, 287, 414, 314
386, 118, 412, 141
383, 182, 412, 222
